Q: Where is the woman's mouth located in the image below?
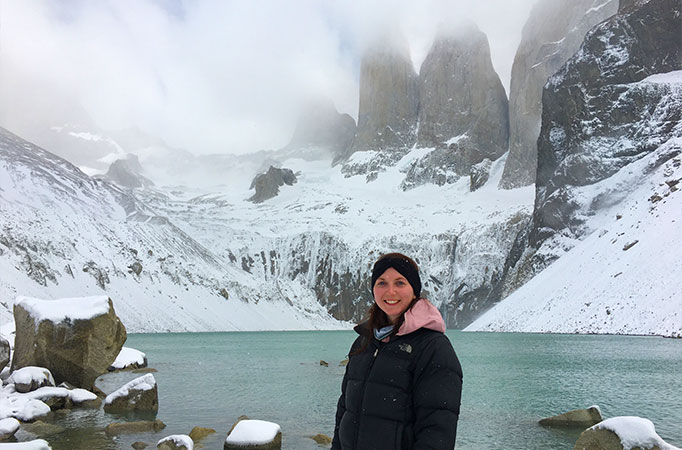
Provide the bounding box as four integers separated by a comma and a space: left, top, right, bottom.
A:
384, 299, 400, 305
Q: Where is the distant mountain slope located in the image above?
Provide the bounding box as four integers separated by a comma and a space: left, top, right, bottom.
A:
466, 133, 682, 336
466, 0, 682, 337
0, 127, 342, 332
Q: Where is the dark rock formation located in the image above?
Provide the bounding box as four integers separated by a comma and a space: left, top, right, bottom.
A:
499, 0, 618, 189
248, 166, 297, 203
342, 36, 419, 166
282, 98, 355, 163
409, 23, 508, 184
495, 0, 681, 298
0, 336, 9, 373
531, 0, 681, 247
101, 154, 154, 189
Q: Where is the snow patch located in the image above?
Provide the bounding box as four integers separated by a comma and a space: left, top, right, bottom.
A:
104, 374, 156, 405
225, 419, 281, 445
16, 296, 111, 325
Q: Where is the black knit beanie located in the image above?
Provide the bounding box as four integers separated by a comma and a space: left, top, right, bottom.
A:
371, 255, 421, 298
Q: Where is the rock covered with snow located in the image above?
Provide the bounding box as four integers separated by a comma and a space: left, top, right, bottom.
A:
0, 417, 20, 440
12, 296, 127, 390
157, 434, 193, 450
0, 440, 52, 449
109, 347, 148, 371
7, 367, 55, 394
248, 166, 297, 203
573, 416, 680, 450
104, 373, 158, 413
99, 154, 154, 189
499, 0, 618, 189
224, 418, 282, 450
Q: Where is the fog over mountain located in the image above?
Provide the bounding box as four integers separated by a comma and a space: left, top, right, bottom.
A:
0, 0, 535, 168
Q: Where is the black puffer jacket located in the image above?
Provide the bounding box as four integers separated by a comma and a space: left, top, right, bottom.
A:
332, 301, 463, 450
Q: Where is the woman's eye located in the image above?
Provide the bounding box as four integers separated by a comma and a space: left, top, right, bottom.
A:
377, 281, 387, 286
396, 281, 405, 286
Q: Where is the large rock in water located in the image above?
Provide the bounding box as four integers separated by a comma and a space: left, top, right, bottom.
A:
403, 22, 509, 189
539, 406, 603, 427
341, 34, 419, 173
282, 98, 356, 164
248, 166, 297, 203
573, 416, 674, 450
499, 0, 618, 189
104, 373, 159, 413
12, 296, 127, 390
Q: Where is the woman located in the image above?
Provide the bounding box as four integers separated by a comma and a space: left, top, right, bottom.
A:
332, 253, 463, 450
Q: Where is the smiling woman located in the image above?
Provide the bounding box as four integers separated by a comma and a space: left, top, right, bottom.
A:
331, 252, 463, 450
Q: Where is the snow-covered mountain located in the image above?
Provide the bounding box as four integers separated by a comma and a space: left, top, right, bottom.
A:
0, 125, 533, 332
1, 0, 678, 337
0, 127, 346, 332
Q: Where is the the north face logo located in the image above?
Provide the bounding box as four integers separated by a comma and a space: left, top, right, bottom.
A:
399, 343, 412, 354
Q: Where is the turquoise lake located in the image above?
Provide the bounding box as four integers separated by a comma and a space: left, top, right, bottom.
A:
14, 331, 682, 449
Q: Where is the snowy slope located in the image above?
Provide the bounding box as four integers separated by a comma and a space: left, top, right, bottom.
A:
0, 126, 534, 332
466, 134, 682, 337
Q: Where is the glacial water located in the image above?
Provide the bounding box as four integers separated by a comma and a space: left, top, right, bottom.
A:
13, 331, 682, 449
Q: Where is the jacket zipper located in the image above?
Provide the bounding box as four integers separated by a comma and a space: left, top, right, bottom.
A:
354, 339, 380, 450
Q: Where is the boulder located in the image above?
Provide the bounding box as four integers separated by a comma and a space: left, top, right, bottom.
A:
248, 166, 297, 203
573, 416, 673, 450
0, 417, 20, 440
21, 420, 66, 436
539, 406, 603, 427
12, 296, 127, 390
0, 336, 10, 373
157, 435, 193, 450
189, 426, 216, 442
470, 159, 492, 192
8, 366, 55, 393
109, 347, 148, 372
224, 418, 282, 450
132, 443, 149, 450
104, 419, 166, 436
310, 434, 332, 445
104, 374, 158, 413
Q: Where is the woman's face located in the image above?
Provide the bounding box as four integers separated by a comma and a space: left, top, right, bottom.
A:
373, 267, 415, 324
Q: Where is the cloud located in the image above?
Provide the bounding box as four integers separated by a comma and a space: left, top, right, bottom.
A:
0, 0, 535, 157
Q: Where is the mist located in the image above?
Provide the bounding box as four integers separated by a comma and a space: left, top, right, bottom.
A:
0, 0, 536, 159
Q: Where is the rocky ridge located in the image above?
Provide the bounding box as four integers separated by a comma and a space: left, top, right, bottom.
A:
494, 0, 682, 309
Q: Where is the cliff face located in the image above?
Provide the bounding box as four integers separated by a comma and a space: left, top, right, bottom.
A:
348, 40, 419, 156
499, 0, 681, 294
499, 0, 618, 190
417, 24, 509, 157
400, 24, 509, 190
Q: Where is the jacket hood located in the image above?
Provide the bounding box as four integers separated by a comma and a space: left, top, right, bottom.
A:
397, 298, 446, 335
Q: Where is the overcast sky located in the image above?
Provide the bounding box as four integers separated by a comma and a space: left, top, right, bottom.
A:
0, 0, 536, 156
